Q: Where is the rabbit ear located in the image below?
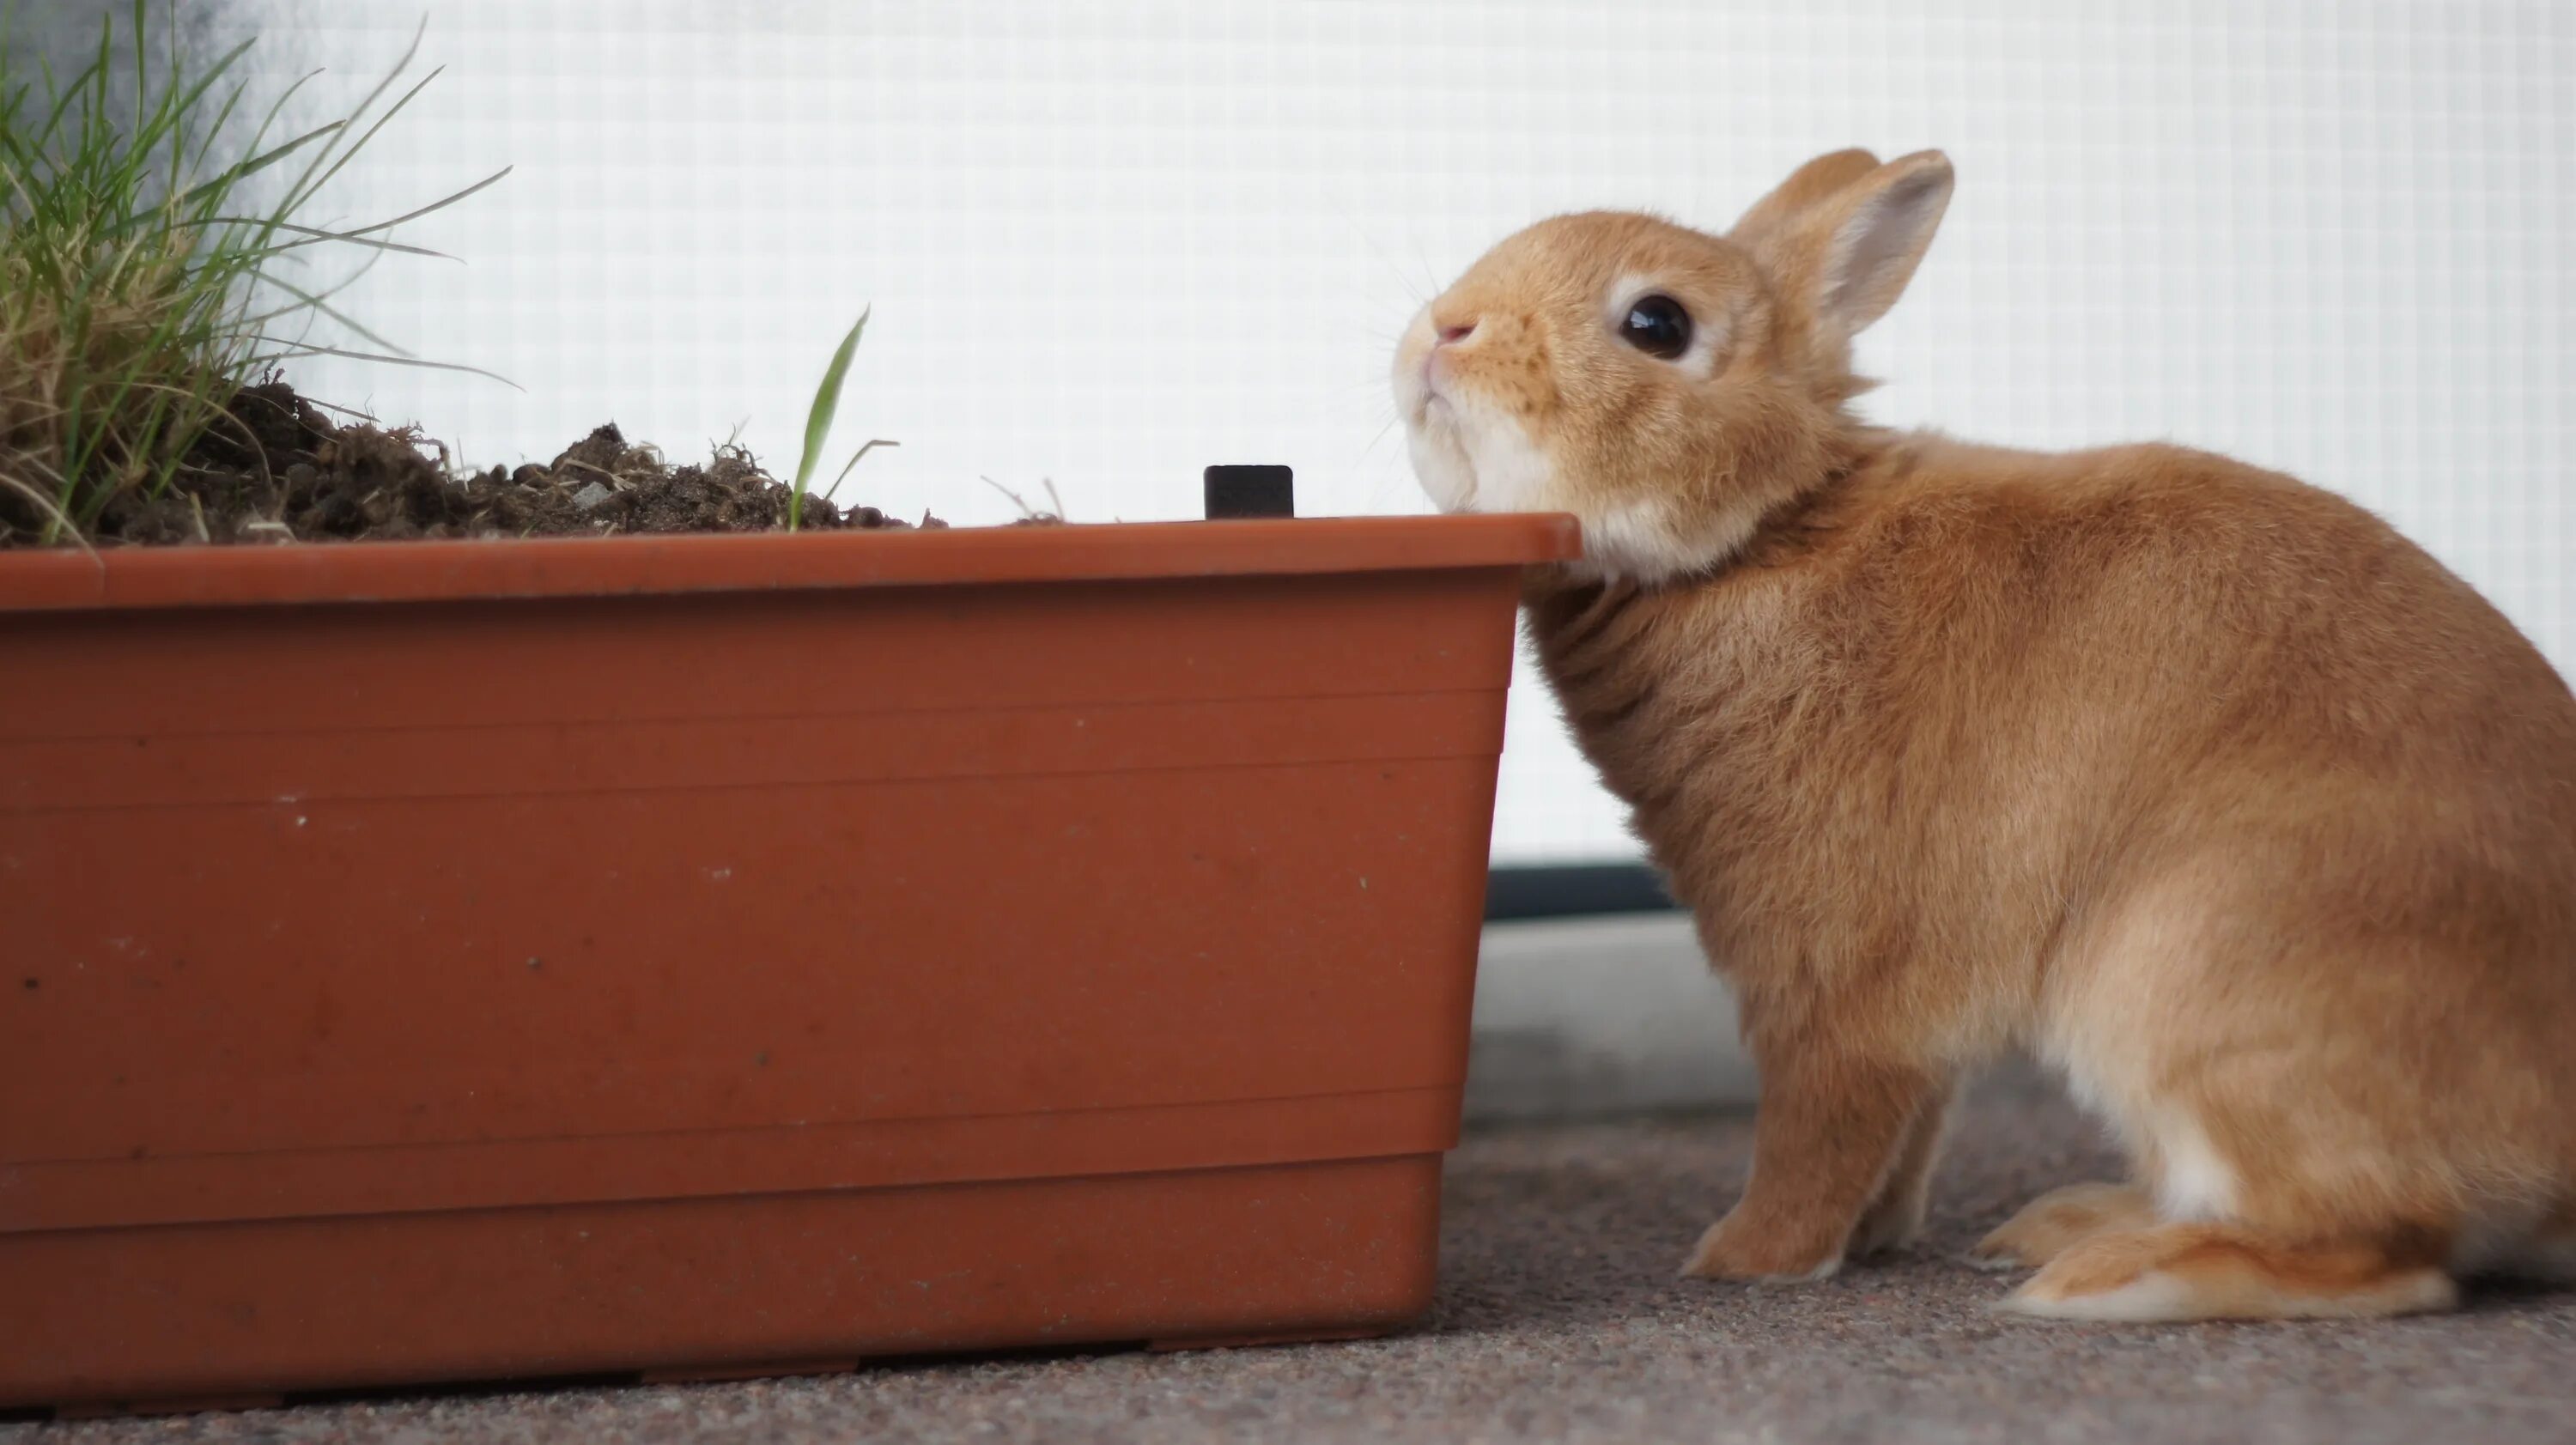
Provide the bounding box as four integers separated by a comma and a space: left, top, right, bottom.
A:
1748, 150, 1953, 342
1814, 151, 1953, 337
1730, 148, 1882, 256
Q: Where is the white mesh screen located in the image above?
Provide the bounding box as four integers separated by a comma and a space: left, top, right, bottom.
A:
211, 0, 2575, 862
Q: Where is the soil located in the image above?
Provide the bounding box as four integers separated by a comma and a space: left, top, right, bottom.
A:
4, 380, 974, 548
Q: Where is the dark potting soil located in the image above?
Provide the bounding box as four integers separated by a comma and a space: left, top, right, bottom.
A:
21, 380, 958, 547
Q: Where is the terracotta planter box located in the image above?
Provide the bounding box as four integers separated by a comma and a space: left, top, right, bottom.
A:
0, 513, 1577, 1414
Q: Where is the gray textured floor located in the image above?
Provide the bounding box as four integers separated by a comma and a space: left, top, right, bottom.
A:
15, 1073, 2574, 1445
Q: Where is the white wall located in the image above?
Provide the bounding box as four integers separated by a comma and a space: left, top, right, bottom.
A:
230, 0, 2574, 863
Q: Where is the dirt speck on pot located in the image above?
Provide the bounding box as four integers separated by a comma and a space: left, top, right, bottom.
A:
40, 380, 954, 547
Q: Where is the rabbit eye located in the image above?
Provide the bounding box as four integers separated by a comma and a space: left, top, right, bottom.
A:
1618, 294, 1692, 360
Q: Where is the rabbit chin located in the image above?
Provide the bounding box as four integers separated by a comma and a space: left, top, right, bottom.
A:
1404, 386, 1548, 517
1406, 402, 1709, 585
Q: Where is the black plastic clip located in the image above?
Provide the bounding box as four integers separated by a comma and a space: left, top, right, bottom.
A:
1202, 465, 1294, 519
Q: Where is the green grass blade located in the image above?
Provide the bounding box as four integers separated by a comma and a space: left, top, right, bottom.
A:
304, 164, 511, 243
200, 218, 454, 261
788, 307, 871, 531
242, 264, 413, 360
300, 63, 444, 207
162, 116, 340, 216
274, 16, 423, 214
282, 31, 432, 216
0, 468, 98, 560
243, 344, 522, 390
822, 439, 899, 503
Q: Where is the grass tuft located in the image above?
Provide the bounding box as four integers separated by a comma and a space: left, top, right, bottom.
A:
0, 0, 508, 544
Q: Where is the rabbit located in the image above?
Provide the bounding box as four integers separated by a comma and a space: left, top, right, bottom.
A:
1391, 147, 2576, 1322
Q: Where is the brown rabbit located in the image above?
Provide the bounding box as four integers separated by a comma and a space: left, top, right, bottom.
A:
1393, 148, 2576, 1321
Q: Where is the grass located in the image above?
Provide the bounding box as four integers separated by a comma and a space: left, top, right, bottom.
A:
787, 305, 897, 531
0, 0, 507, 545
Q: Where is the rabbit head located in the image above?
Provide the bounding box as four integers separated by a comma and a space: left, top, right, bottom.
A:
1393, 149, 1953, 582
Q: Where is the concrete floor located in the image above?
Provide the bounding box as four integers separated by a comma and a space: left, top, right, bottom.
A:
1464, 914, 1754, 1123
15, 1072, 2573, 1445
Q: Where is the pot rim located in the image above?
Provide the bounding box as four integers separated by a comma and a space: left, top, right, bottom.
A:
0, 513, 1582, 614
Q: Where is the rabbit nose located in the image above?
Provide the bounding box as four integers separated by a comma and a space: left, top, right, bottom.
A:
1436, 319, 1478, 346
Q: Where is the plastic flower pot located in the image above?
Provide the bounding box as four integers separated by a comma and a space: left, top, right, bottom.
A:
0, 508, 1577, 1415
